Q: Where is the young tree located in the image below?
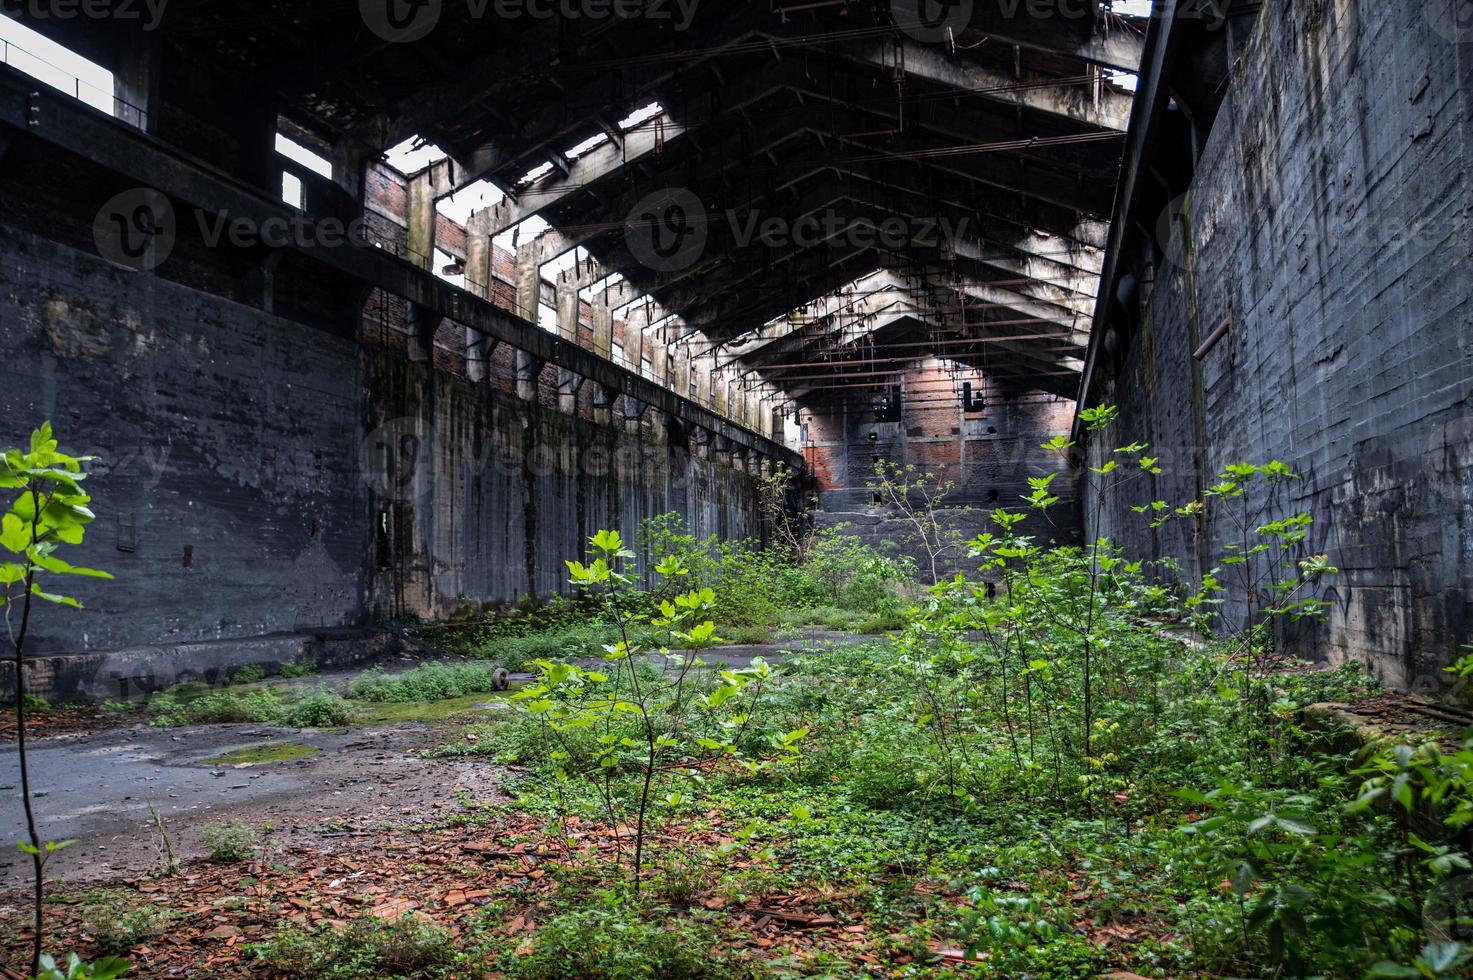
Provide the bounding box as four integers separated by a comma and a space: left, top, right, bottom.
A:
868, 460, 964, 586
3, 423, 113, 975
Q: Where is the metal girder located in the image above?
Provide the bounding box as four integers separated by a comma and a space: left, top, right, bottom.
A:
839, 39, 1133, 132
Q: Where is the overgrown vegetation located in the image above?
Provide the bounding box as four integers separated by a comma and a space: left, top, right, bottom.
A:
11, 409, 1473, 979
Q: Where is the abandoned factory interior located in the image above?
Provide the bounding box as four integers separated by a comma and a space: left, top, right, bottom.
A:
1, 0, 1472, 976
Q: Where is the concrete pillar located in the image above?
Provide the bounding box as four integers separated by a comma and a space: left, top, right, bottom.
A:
624, 304, 649, 373
621, 396, 646, 435
406, 172, 436, 271
692, 426, 710, 459
111, 32, 158, 132
712, 434, 732, 467
591, 384, 615, 426
407, 303, 443, 365
556, 276, 580, 343
514, 241, 542, 323
465, 209, 493, 299
515, 351, 543, 402
592, 299, 613, 360
557, 368, 583, 415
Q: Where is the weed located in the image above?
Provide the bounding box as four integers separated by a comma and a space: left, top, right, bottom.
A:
229, 665, 264, 685
250, 914, 455, 979
200, 822, 259, 863
278, 660, 319, 678
504, 906, 746, 979
71, 889, 173, 954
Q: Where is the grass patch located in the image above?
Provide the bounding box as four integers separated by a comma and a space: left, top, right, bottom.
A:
348, 663, 505, 703
353, 692, 503, 726
200, 741, 320, 766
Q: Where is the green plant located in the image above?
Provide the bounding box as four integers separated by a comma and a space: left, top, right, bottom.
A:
280, 688, 352, 728
278, 659, 319, 678
249, 914, 454, 979
73, 889, 174, 955
513, 529, 806, 893
229, 665, 264, 685
2, 423, 113, 975
349, 662, 502, 703
34, 953, 130, 980
200, 822, 259, 863
505, 906, 743, 979
868, 459, 963, 586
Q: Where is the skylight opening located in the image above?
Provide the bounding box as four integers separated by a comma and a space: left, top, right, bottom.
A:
437, 179, 505, 225
276, 133, 333, 179
517, 161, 556, 187
566, 132, 611, 160
618, 102, 664, 131
1108, 0, 1153, 15
383, 135, 447, 175
1109, 71, 1139, 93
0, 14, 114, 116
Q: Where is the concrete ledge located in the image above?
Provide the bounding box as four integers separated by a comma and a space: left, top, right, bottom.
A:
1, 628, 401, 704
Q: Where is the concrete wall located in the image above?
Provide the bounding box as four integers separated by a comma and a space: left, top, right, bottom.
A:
802, 360, 1082, 579
1090, 0, 1473, 686
0, 221, 764, 693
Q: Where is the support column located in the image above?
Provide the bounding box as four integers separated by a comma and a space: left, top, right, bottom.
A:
111, 31, 158, 132
556, 275, 580, 344
621, 396, 647, 435
591, 384, 615, 426
514, 240, 542, 323
692, 426, 711, 460
515, 351, 543, 402
407, 303, 443, 365
557, 368, 583, 415
406, 171, 436, 271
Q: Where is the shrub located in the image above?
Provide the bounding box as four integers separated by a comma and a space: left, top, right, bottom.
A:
348, 663, 501, 703
281, 688, 352, 728
200, 822, 259, 862
278, 660, 319, 678
149, 688, 283, 727
229, 665, 264, 685
505, 907, 743, 979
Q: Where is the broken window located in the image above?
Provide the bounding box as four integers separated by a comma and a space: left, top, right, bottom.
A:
494, 214, 550, 254
618, 102, 664, 131
437, 179, 505, 224
383, 135, 446, 175
565, 132, 611, 160
435, 248, 465, 289
580, 272, 624, 303
517, 161, 556, 187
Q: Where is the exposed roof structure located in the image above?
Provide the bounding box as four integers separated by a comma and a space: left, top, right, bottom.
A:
71, 0, 1150, 403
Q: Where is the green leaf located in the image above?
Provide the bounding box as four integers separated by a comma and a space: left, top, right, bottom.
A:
31, 585, 82, 608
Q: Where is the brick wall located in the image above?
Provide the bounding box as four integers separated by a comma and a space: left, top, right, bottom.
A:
802, 359, 1083, 579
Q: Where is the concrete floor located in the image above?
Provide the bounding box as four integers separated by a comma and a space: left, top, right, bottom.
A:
0, 631, 870, 889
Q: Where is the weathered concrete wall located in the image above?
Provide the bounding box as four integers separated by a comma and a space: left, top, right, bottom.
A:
0, 222, 764, 697
802, 361, 1082, 578
1090, 0, 1473, 686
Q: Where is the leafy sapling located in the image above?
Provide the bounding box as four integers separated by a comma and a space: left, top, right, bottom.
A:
2, 423, 113, 975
